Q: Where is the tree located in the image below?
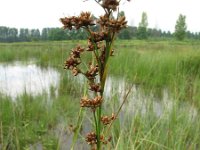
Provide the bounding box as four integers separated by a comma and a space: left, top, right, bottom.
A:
30, 29, 40, 41
41, 28, 50, 40
7, 28, 18, 42
174, 14, 187, 41
19, 28, 31, 41
0, 26, 18, 42
137, 12, 148, 39
48, 28, 66, 41
118, 26, 135, 39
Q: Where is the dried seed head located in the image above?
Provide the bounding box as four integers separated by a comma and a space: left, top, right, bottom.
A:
89, 31, 109, 43
102, 0, 119, 11
71, 46, 84, 58
89, 83, 101, 92
86, 41, 101, 51
98, 15, 127, 33
108, 16, 127, 32
60, 12, 95, 30
100, 135, 112, 145
64, 56, 81, 69
86, 132, 97, 145
101, 113, 116, 125
99, 46, 106, 64
72, 67, 80, 76
76, 12, 96, 29
64, 45, 84, 76
86, 41, 95, 51
60, 17, 75, 30
98, 15, 109, 27
80, 96, 103, 108
85, 64, 99, 80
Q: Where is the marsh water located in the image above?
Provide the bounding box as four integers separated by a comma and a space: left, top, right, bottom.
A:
0, 61, 197, 116
0, 61, 197, 149
0, 62, 60, 99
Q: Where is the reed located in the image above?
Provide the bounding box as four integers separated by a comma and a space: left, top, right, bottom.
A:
60, 0, 131, 149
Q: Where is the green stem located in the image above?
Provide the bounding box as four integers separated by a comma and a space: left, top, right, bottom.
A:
96, 104, 102, 150
70, 108, 84, 150
93, 111, 98, 136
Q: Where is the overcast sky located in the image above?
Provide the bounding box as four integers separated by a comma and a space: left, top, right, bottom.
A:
0, 0, 200, 32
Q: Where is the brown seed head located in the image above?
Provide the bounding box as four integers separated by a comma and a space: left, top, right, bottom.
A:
89, 31, 109, 43
101, 113, 116, 125
60, 12, 95, 30
86, 41, 102, 51
108, 16, 127, 32
71, 46, 84, 58
102, 0, 119, 11
64, 56, 81, 69
89, 83, 101, 92
72, 67, 80, 76
97, 15, 110, 27
60, 16, 77, 30
85, 64, 99, 80
85, 132, 97, 145
80, 96, 103, 108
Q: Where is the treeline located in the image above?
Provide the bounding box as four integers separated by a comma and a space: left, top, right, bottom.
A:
0, 26, 88, 42
0, 26, 200, 42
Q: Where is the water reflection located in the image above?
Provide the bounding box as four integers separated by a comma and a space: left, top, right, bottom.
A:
0, 62, 197, 119
0, 62, 60, 99
104, 76, 197, 118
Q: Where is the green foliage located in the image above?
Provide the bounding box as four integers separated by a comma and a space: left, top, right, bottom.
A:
137, 12, 148, 40
30, 29, 40, 41
174, 14, 187, 41
48, 28, 66, 41
118, 26, 137, 39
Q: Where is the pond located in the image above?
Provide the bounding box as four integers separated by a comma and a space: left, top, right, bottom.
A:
0, 61, 197, 118
0, 62, 60, 99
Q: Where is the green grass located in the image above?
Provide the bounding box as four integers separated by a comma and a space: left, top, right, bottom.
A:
0, 91, 81, 149
0, 40, 200, 149
110, 40, 200, 106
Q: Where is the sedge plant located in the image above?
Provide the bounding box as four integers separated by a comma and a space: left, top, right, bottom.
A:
60, 0, 131, 149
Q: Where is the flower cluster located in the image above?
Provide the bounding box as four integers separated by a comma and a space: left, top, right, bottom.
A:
100, 135, 112, 145
89, 31, 109, 43
86, 132, 97, 145
86, 133, 112, 146
101, 113, 116, 125
102, 0, 119, 11
64, 46, 84, 76
80, 96, 103, 109
98, 15, 127, 33
60, 12, 95, 30
89, 83, 101, 92
85, 63, 99, 80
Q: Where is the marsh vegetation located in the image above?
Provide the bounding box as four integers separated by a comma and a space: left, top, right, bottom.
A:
0, 40, 200, 149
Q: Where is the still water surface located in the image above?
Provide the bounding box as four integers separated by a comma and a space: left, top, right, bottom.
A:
0, 61, 197, 118
0, 62, 60, 99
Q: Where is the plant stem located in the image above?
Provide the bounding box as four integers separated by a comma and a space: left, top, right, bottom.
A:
70, 108, 84, 150
96, 105, 102, 150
